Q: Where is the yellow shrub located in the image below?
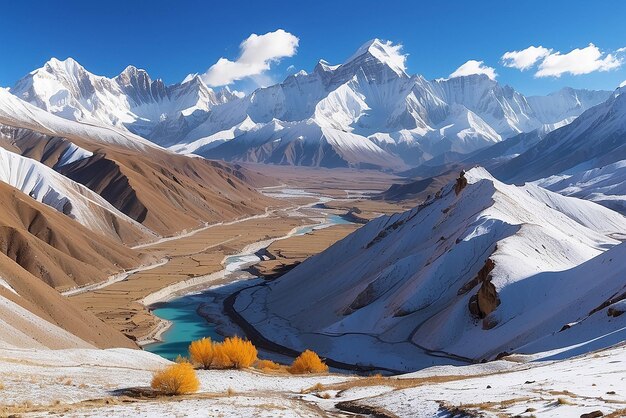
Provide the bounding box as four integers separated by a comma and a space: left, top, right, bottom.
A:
189, 337, 215, 369
255, 359, 281, 371
151, 362, 200, 395
288, 350, 328, 374
174, 355, 189, 364
212, 336, 258, 369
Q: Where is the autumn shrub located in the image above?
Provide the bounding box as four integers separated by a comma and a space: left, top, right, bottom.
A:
175, 355, 190, 364
151, 362, 200, 395
255, 359, 281, 371
189, 337, 215, 369
212, 336, 258, 369
288, 350, 328, 374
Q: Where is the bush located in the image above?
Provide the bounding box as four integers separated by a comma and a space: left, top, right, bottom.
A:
174, 355, 189, 364
151, 362, 200, 395
288, 350, 328, 374
189, 337, 215, 369
255, 359, 281, 371
212, 336, 258, 369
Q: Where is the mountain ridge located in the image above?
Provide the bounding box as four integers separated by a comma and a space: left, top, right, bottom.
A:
9, 41, 611, 170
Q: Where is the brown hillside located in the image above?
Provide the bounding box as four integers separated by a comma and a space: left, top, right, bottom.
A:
1, 124, 277, 237
0, 252, 136, 349
0, 182, 144, 291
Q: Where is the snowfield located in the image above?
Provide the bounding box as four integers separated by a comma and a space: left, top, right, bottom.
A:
0, 343, 623, 417
236, 167, 626, 371
536, 159, 626, 215
340, 343, 626, 417
0, 88, 159, 151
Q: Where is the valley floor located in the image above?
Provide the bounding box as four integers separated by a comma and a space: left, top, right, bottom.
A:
69, 168, 404, 347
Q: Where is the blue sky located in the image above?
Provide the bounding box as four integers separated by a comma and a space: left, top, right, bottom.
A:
1, 0, 625, 95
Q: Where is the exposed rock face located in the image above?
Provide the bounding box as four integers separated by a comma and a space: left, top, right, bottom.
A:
459, 257, 495, 295
467, 257, 500, 326
454, 170, 468, 195
476, 280, 498, 316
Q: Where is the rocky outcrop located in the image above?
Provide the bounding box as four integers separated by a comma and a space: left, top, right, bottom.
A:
454, 170, 468, 195
459, 257, 495, 295
467, 258, 501, 328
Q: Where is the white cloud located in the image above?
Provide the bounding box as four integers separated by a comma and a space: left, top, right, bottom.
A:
501, 46, 552, 70
202, 29, 299, 87
371, 40, 408, 73
535, 44, 622, 78
620, 80, 626, 88
449, 60, 497, 80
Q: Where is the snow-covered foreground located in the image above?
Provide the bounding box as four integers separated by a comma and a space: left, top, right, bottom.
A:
0, 347, 349, 417
0, 344, 624, 417
331, 343, 626, 417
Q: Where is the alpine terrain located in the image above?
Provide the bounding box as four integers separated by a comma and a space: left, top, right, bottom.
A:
1, 10, 625, 417
10, 40, 610, 170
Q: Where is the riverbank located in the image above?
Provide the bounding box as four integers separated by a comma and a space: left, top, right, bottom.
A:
68, 203, 311, 342
141, 207, 360, 358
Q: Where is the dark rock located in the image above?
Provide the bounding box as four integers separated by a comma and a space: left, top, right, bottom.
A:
580, 411, 604, 418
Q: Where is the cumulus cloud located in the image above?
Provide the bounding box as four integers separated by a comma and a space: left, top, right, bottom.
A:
449, 60, 497, 80
501, 46, 552, 70
535, 44, 621, 77
202, 29, 299, 87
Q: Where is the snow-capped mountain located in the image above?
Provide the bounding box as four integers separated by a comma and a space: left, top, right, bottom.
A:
496, 87, 626, 183
0, 87, 157, 151
194, 41, 608, 168
234, 168, 626, 371
10, 58, 239, 147
10, 40, 610, 170
492, 87, 626, 215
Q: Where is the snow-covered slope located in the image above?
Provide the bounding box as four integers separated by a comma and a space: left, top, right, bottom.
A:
496, 87, 626, 183
10, 41, 610, 170
204, 119, 406, 170
0, 147, 154, 242
236, 168, 626, 371
535, 159, 626, 214
344, 343, 626, 417
0, 87, 158, 151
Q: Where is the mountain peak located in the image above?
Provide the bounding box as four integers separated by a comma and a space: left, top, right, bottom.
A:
313, 59, 340, 75
42, 57, 85, 75
343, 39, 408, 77
115, 65, 152, 84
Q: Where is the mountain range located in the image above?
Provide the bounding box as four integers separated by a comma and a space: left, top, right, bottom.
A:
9, 40, 611, 170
